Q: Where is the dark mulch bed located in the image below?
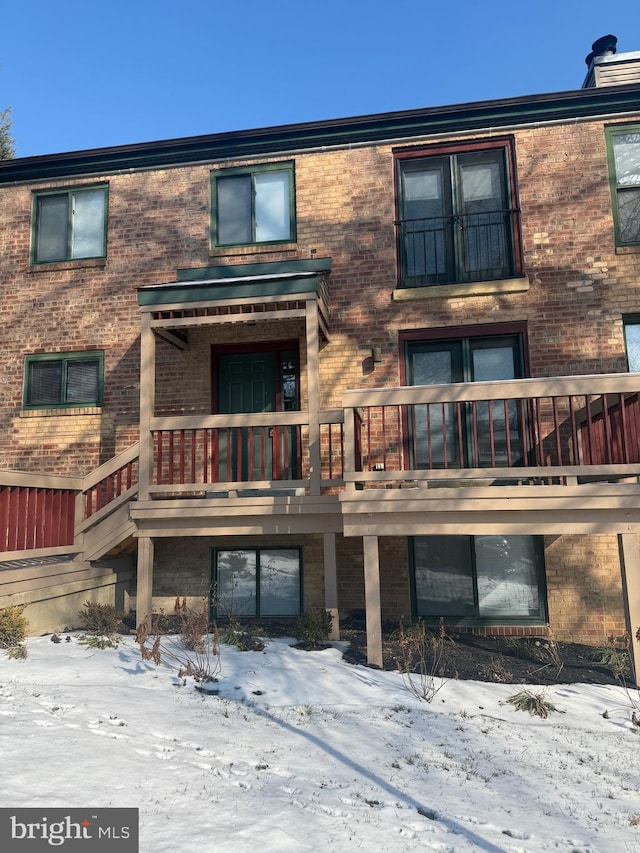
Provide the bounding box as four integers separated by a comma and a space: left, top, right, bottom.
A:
126, 613, 632, 686
340, 623, 632, 686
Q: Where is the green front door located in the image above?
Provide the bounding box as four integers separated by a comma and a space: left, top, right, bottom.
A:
216, 348, 298, 482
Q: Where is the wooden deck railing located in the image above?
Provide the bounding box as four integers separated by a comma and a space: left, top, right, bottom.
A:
342, 373, 640, 485
0, 445, 141, 560
79, 443, 140, 523
148, 411, 344, 493
0, 471, 81, 555
81, 442, 140, 520
3, 374, 640, 557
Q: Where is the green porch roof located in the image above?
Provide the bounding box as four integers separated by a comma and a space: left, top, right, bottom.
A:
137, 257, 332, 307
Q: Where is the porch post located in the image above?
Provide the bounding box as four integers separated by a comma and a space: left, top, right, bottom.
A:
138, 311, 156, 500
618, 534, 640, 687
136, 536, 154, 629
136, 312, 156, 630
363, 535, 383, 667
323, 532, 340, 640
305, 300, 321, 496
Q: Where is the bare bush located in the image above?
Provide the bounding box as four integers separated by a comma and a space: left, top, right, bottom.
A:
136, 598, 221, 684
396, 618, 453, 703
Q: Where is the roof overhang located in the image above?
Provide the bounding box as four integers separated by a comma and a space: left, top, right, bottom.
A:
2, 86, 639, 184
137, 257, 332, 343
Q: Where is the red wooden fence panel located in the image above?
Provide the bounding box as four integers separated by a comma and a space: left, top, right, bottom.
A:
0, 486, 77, 552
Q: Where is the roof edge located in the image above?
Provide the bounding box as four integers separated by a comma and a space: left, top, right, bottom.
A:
1, 86, 639, 185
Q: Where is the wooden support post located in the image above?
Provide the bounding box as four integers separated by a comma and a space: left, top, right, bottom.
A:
342, 404, 357, 493
306, 300, 321, 496
363, 535, 382, 667
136, 536, 154, 629
323, 532, 340, 640
138, 312, 156, 500
618, 533, 640, 687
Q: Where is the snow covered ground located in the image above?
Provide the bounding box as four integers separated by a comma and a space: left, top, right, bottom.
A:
1, 633, 639, 852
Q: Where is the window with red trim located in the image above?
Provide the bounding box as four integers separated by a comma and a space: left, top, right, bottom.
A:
395, 139, 522, 288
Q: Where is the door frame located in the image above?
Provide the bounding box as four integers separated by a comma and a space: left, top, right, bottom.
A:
211, 340, 301, 482
210, 339, 301, 414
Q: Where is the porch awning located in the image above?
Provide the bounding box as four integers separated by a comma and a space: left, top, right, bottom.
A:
137, 257, 332, 341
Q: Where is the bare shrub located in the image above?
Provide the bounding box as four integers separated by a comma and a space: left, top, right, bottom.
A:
502, 634, 563, 676
396, 618, 453, 703
478, 655, 513, 683
136, 598, 221, 684
6, 643, 28, 660
590, 635, 630, 679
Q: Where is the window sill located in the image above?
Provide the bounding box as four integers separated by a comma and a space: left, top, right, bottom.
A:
615, 245, 640, 255
20, 407, 103, 418
209, 243, 298, 259
29, 259, 107, 273
392, 276, 529, 302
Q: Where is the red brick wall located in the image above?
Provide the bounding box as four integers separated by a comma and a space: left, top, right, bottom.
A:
1, 116, 638, 643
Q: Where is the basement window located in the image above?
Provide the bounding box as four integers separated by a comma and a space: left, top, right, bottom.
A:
410, 535, 547, 623
23, 352, 104, 409
212, 548, 302, 617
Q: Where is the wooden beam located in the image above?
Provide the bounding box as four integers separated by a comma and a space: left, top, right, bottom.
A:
154, 328, 189, 350
618, 534, 640, 687
136, 536, 154, 629
323, 532, 339, 640
306, 300, 321, 496
0, 471, 82, 489
342, 511, 640, 537
363, 535, 382, 668
138, 313, 155, 501
151, 307, 306, 329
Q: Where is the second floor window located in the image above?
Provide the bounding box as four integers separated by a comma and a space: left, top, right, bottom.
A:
33, 186, 107, 263
396, 142, 520, 287
607, 126, 640, 246
211, 163, 295, 248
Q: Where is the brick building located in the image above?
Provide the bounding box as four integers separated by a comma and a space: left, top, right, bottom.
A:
1, 36, 640, 675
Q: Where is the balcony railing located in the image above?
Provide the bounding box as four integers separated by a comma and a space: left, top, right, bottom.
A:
147, 411, 344, 495
4, 374, 640, 559
396, 209, 520, 287
342, 374, 640, 486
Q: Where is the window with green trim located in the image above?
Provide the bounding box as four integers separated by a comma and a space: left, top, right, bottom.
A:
410, 535, 547, 623
32, 186, 108, 263
213, 548, 301, 617
607, 126, 640, 246
23, 352, 104, 409
211, 163, 295, 248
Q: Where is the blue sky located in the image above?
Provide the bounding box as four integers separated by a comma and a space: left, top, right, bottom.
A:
1, 1, 638, 159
